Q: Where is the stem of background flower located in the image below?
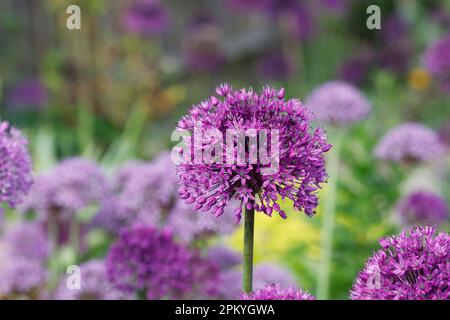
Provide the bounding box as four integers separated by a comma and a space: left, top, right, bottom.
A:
317, 130, 343, 300
48, 216, 60, 290
69, 218, 80, 253
242, 201, 255, 293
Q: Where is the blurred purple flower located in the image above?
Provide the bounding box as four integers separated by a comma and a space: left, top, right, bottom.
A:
306, 81, 371, 126
396, 191, 449, 226
438, 121, 450, 147
176, 84, 331, 221
4, 222, 50, 263
351, 226, 450, 300
338, 55, 371, 85
0, 122, 33, 210
240, 284, 314, 300
54, 260, 134, 300
106, 226, 218, 299
318, 0, 347, 14
258, 51, 294, 80
7, 79, 48, 110
424, 34, 450, 91
123, 0, 168, 37
207, 246, 242, 271
374, 123, 445, 163
183, 14, 225, 72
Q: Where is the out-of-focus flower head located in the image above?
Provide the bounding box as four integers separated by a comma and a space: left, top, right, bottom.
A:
207, 246, 242, 271
215, 263, 298, 299
351, 226, 450, 300
54, 260, 134, 300
424, 34, 450, 91
226, 0, 268, 12
20, 157, 110, 222
176, 84, 331, 221
106, 226, 218, 299
338, 54, 372, 85
306, 81, 371, 126
0, 122, 33, 211
396, 191, 449, 226
183, 13, 225, 72
123, 0, 168, 37
0, 243, 46, 298
258, 51, 294, 80
438, 120, 450, 147
4, 222, 50, 263
317, 0, 348, 14
374, 123, 445, 163
240, 284, 314, 300
6, 79, 48, 110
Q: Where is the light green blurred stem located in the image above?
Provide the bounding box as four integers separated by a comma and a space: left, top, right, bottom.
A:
317, 130, 343, 300
70, 218, 80, 254
243, 202, 255, 293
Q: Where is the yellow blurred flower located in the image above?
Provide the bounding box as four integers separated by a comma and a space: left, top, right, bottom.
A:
408, 68, 431, 91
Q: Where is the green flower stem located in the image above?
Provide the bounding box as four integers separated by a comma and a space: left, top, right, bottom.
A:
243, 202, 255, 293
317, 130, 343, 300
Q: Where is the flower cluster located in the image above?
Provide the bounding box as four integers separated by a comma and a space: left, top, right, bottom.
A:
0, 122, 33, 211
396, 191, 449, 226
176, 84, 331, 221
374, 123, 445, 163
424, 34, 450, 91
239, 284, 314, 300
306, 81, 371, 126
123, 0, 168, 37
54, 260, 133, 300
7, 79, 48, 110
106, 226, 218, 299
351, 226, 450, 300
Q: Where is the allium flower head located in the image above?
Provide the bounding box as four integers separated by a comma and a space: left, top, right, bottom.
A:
20, 157, 110, 222
207, 246, 242, 271
396, 191, 449, 226
374, 123, 445, 163
7, 79, 48, 110
424, 35, 450, 91
123, 0, 168, 37
351, 226, 450, 300
306, 81, 371, 126
176, 84, 331, 221
4, 222, 50, 263
258, 51, 294, 80
239, 284, 314, 300
0, 122, 33, 210
438, 120, 450, 147
55, 260, 134, 300
106, 226, 218, 299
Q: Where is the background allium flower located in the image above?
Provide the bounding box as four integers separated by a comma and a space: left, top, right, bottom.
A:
20, 157, 110, 222
306, 81, 371, 126
258, 51, 294, 80
351, 226, 450, 300
226, 0, 268, 12
176, 84, 331, 221
215, 263, 298, 299
106, 226, 218, 299
207, 246, 242, 271
4, 222, 50, 263
438, 120, 450, 147
182, 14, 225, 72
0, 122, 33, 210
396, 191, 449, 226
7, 79, 48, 110
239, 284, 314, 300
55, 260, 134, 300
374, 123, 445, 163
123, 0, 168, 37
338, 55, 371, 85
424, 35, 450, 91
0, 243, 46, 297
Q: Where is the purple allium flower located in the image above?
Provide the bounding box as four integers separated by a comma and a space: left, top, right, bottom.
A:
106, 225, 218, 299
396, 191, 449, 226
424, 35, 450, 91
306, 81, 371, 126
215, 263, 298, 299
0, 122, 33, 210
123, 0, 168, 37
351, 226, 450, 300
338, 55, 372, 85
374, 123, 445, 163
182, 14, 225, 72
239, 284, 314, 300
207, 246, 242, 271
54, 260, 134, 300
4, 222, 50, 263
226, 0, 268, 12
438, 121, 450, 147
318, 0, 348, 14
258, 51, 294, 80
7, 79, 48, 110
176, 84, 331, 221
0, 243, 46, 297
20, 157, 110, 222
